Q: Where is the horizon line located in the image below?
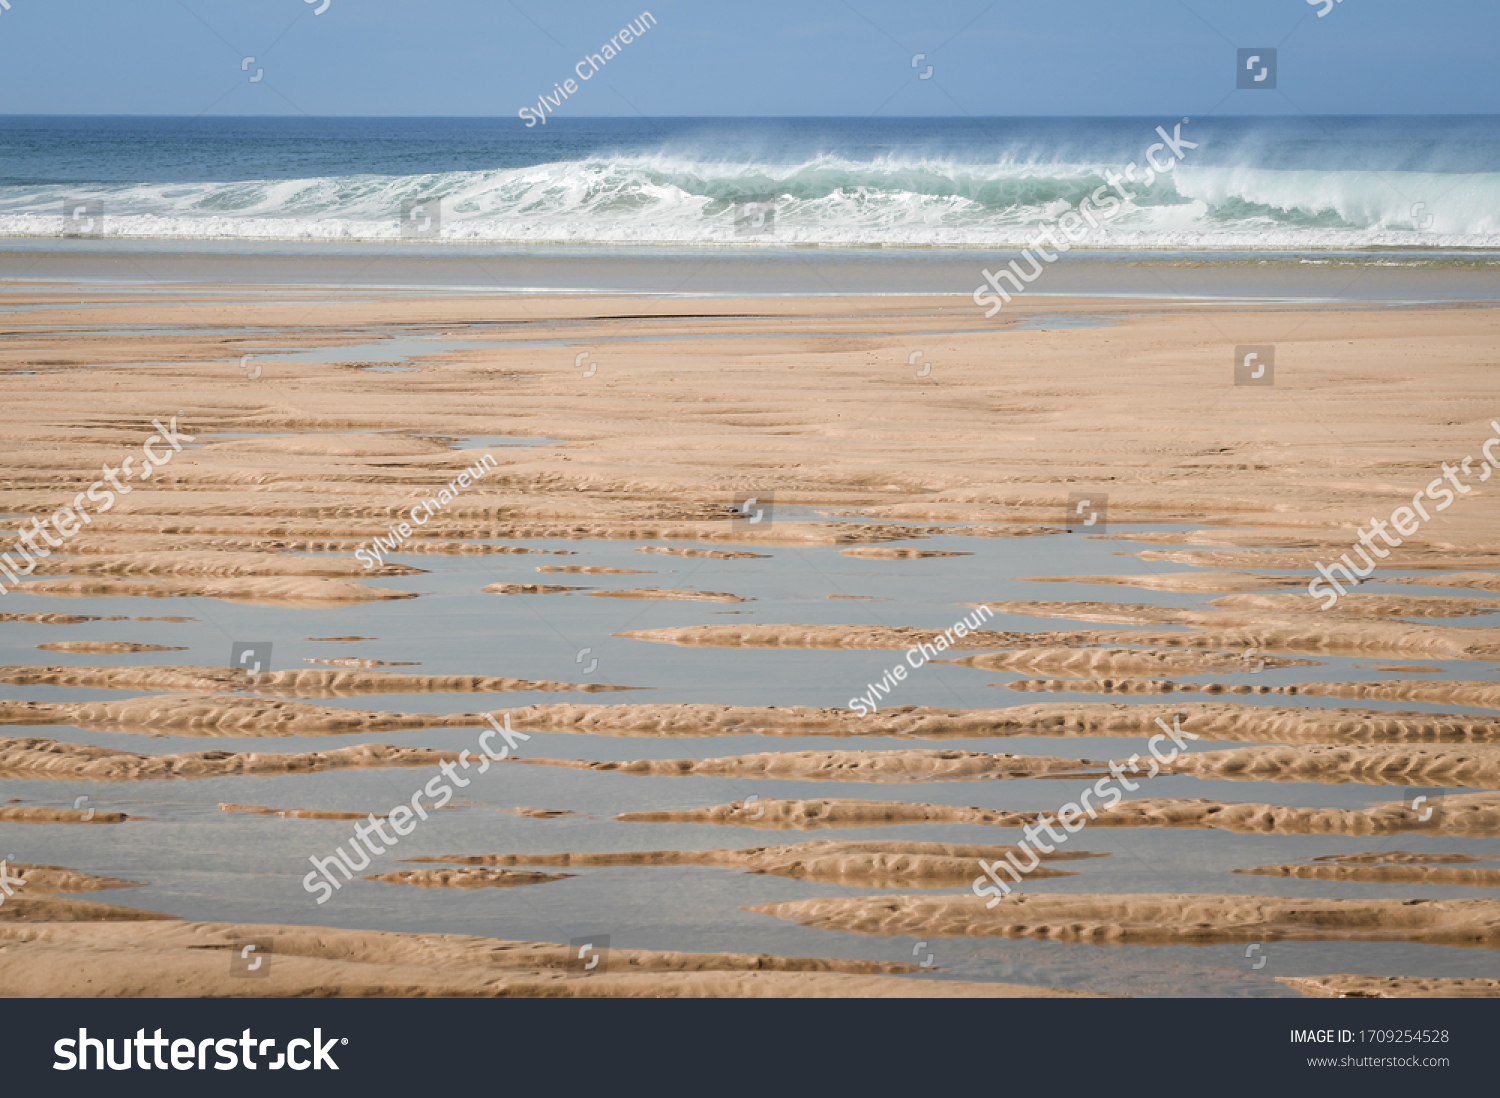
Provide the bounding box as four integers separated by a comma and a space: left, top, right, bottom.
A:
4, 112, 1499, 120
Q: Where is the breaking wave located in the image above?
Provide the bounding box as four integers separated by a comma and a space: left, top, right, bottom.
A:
3, 153, 1498, 249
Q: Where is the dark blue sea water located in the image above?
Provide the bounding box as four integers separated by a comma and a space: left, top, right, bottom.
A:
2, 115, 1498, 249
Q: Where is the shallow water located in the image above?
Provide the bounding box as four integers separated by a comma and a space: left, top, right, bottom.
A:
6, 241, 1500, 302
3, 519, 1498, 996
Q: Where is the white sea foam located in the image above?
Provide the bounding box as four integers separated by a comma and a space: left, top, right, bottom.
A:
3, 155, 1498, 249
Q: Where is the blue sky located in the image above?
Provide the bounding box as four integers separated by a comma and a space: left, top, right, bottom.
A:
0, 0, 1495, 116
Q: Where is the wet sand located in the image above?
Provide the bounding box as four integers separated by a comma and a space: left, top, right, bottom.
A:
615, 792, 1500, 836
0, 886, 1102, 997
3, 285, 1499, 997
402, 838, 1102, 887
749, 893, 1500, 946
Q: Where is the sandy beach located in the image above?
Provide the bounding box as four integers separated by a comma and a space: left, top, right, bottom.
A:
2, 275, 1498, 998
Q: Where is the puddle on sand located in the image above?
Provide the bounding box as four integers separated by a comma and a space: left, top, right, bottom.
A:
186, 430, 559, 449
220, 319, 1123, 369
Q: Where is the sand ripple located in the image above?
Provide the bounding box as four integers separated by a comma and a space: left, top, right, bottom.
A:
0, 920, 1100, 997
0, 695, 521, 737
0, 863, 166, 923
369, 868, 573, 889
34, 642, 186, 654
0, 736, 458, 781
587, 588, 751, 603
15, 575, 417, 607
0, 613, 191, 625
974, 600, 1500, 660
838, 547, 972, 559
617, 797, 1024, 831
0, 664, 625, 698
31, 551, 422, 579
749, 893, 1500, 946
946, 646, 1318, 675
1277, 975, 1500, 998
636, 547, 769, 559
484, 583, 592, 595
0, 805, 129, 824
617, 624, 1027, 649
1012, 678, 1500, 711
1173, 744, 1500, 788
408, 839, 1100, 887
1235, 862, 1500, 886
218, 803, 381, 821
493, 701, 1500, 745
1212, 592, 1500, 618
513, 748, 1105, 783
537, 565, 649, 574
617, 792, 1500, 836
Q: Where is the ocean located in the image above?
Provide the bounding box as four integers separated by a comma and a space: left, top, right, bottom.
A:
3, 115, 1500, 252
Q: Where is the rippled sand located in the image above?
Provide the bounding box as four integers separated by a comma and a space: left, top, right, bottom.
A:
4, 289, 1498, 997
617, 792, 1500, 835
513, 748, 1107, 782
750, 893, 1500, 946
402, 839, 1102, 887
0, 736, 457, 780
0, 909, 1100, 997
